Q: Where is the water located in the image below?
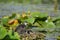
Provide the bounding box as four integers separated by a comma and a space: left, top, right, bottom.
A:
0, 3, 60, 16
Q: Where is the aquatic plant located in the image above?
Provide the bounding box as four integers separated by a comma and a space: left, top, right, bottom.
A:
0, 11, 60, 40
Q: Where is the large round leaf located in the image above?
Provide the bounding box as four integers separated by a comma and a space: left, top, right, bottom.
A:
35, 21, 56, 32
31, 12, 48, 18
8, 30, 20, 40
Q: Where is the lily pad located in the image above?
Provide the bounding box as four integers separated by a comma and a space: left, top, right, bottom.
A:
31, 12, 48, 18
0, 25, 7, 39
26, 17, 35, 24
36, 21, 56, 32
1, 17, 9, 25
8, 30, 20, 40
45, 22, 56, 32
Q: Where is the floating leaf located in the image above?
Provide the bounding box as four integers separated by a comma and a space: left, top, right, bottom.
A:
8, 30, 20, 40
52, 16, 60, 22
34, 21, 56, 32
16, 14, 21, 19
33, 22, 41, 27
45, 22, 56, 32
1, 17, 9, 25
9, 13, 16, 19
55, 21, 60, 29
26, 17, 35, 24
57, 36, 60, 40
31, 12, 48, 18
0, 26, 7, 39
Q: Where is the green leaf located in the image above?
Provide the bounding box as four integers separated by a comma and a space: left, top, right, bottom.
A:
52, 16, 60, 22
57, 36, 60, 40
16, 14, 21, 19
31, 12, 48, 18
10, 13, 16, 19
0, 26, 7, 39
33, 22, 41, 27
45, 22, 56, 32
35, 21, 56, 32
8, 30, 20, 40
1, 17, 9, 25
26, 17, 35, 24
55, 21, 60, 28
32, 21, 47, 31
52, 16, 60, 28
